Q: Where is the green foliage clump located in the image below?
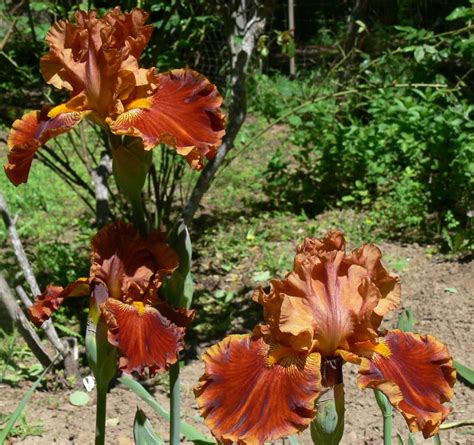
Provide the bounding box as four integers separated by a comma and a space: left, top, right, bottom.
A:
257, 14, 473, 250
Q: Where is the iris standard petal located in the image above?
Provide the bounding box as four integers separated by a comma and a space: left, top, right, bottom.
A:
358, 329, 456, 438
90, 221, 178, 301
195, 335, 322, 445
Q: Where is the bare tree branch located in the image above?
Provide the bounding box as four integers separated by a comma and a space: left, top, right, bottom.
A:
0, 191, 67, 357
91, 152, 112, 228
0, 274, 53, 367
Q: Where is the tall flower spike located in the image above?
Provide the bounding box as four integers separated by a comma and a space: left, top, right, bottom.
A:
29, 221, 194, 376
195, 231, 455, 444
5, 7, 225, 185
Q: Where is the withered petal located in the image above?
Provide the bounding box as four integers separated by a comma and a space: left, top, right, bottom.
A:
195, 335, 322, 444
358, 330, 456, 438
28, 279, 90, 326
108, 68, 226, 169
103, 298, 184, 375
5, 107, 84, 185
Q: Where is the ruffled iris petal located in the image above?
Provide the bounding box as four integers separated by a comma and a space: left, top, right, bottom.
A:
348, 243, 401, 325
108, 68, 225, 168
358, 330, 456, 438
5, 108, 84, 185
254, 231, 400, 356
103, 298, 184, 375
195, 335, 322, 444
91, 221, 178, 301
28, 279, 90, 326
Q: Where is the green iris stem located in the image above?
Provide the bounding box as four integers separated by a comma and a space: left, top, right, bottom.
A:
130, 193, 148, 237
95, 380, 108, 445
433, 434, 442, 445
374, 390, 393, 445
169, 361, 181, 445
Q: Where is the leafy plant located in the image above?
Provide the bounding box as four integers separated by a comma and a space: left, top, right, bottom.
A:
259, 8, 473, 251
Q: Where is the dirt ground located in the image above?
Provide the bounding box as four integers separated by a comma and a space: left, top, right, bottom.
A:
1, 241, 473, 445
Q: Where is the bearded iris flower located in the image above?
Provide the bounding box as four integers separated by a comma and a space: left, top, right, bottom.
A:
195, 231, 456, 444
29, 221, 193, 375
5, 7, 225, 186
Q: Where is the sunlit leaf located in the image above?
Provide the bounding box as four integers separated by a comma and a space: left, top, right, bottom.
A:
133, 408, 165, 445
454, 360, 474, 385
69, 391, 90, 407
396, 307, 415, 332
446, 7, 474, 21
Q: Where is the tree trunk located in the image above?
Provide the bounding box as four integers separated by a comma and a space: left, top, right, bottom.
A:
181, 0, 267, 224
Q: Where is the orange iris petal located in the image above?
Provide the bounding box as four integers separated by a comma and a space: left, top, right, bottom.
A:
5, 108, 84, 185
91, 221, 178, 301
40, 8, 154, 113
348, 243, 401, 326
108, 68, 226, 168
195, 335, 322, 444
358, 330, 456, 438
28, 279, 90, 326
103, 298, 184, 375
255, 231, 394, 356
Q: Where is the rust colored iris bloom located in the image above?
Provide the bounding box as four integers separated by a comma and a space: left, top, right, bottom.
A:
29, 221, 193, 375
5, 7, 225, 186
195, 231, 455, 444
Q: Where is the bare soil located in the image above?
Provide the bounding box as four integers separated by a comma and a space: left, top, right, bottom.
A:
1, 242, 473, 445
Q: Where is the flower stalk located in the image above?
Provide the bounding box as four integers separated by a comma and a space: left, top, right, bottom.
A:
169, 362, 181, 445
374, 389, 393, 445
86, 313, 117, 445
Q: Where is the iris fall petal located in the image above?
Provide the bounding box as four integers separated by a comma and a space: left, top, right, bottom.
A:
108, 68, 225, 168
195, 335, 322, 445
358, 330, 456, 438
5, 108, 84, 185
103, 298, 184, 375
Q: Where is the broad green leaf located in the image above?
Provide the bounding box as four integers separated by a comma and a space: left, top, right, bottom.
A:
454, 360, 474, 385
252, 270, 271, 282
397, 308, 415, 332
414, 46, 425, 63
446, 6, 474, 21
118, 376, 215, 444
0, 355, 58, 443
288, 115, 303, 127
69, 391, 90, 407
133, 408, 165, 445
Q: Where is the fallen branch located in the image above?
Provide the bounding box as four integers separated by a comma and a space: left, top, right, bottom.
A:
0, 191, 66, 356
0, 274, 52, 367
